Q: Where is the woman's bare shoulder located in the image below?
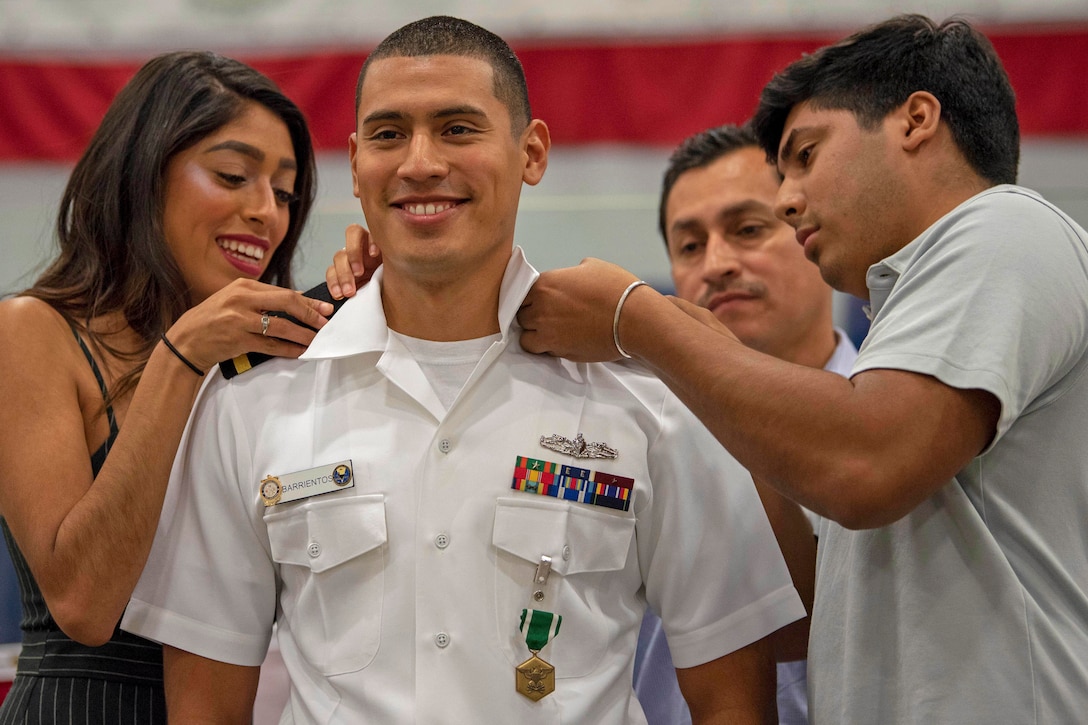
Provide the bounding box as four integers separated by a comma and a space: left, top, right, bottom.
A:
0, 296, 80, 368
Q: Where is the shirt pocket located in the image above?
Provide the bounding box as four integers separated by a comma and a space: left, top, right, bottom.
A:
265, 494, 386, 676
492, 496, 636, 678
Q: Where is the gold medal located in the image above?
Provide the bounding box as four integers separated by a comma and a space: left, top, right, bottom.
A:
516, 609, 562, 701
516, 652, 555, 701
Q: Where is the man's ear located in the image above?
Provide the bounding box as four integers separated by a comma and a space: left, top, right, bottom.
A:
899, 91, 941, 152
348, 132, 361, 198
522, 119, 551, 186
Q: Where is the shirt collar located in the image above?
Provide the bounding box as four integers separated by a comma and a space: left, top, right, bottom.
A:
863, 260, 900, 321
825, 326, 859, 377
863, 184, 1024, 320
301, 245, 539, 361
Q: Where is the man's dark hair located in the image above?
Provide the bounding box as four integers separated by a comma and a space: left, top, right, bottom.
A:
752, 14, 1019, 185
356, 15, 531, 132
658, 123, 758, 243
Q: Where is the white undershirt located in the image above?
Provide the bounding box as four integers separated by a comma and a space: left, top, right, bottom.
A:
390, 331, 501, 411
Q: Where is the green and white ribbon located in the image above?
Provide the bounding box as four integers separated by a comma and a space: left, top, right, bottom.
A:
519, 608, 562, 652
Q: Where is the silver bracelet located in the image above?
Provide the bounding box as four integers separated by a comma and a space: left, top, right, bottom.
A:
613, 280, 647, 359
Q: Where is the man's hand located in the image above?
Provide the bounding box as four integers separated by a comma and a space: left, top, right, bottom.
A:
667, 295, 738, 337
517, 258, 641, 362
325, 223, 382, 299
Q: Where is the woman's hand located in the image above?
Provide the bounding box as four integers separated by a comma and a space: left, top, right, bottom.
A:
326, 224, 382, 300
163, 279, 335, 373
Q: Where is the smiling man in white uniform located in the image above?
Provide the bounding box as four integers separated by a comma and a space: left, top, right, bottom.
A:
122, 16, 802, 724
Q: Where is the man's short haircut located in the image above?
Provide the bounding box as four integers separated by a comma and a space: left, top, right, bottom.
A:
355, 15, 532, 132
658, 123, 759, 244
751, 14, 1019, 186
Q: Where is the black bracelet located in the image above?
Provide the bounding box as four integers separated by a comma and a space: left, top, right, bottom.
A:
160, 333, 204, 377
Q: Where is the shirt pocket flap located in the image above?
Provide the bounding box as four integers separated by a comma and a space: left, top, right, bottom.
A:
266, 494, 387, 574
493, 496, 634, 575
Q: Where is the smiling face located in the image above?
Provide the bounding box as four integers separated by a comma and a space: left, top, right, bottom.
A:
773, 102, 912, 299
162, 100, 297, 304
349, 54, 548, 290
665, 146, 834, 363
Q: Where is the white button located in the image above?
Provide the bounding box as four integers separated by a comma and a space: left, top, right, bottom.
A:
307, 542, 321, 558
434, 533, 450, 549
562, 545, 571, 561
438, 438, 452, 454
435, 632, 450, 648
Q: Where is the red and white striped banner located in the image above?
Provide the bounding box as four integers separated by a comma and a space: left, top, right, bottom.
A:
3, 6, 1087, 161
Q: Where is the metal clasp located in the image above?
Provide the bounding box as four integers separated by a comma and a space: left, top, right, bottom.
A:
532, 555, 553, 601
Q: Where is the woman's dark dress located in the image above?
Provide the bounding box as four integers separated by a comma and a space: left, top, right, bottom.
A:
0, 325, 165, 724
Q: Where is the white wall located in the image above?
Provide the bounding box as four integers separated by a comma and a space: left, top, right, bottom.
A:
4, 0, 1087, 52
6, 1, 1087, 305
5, 139, 1088, 302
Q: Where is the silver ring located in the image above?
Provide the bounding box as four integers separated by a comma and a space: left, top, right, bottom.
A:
260, 314, 271, 336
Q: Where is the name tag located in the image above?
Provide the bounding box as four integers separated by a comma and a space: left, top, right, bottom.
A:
260, 460, 354, 507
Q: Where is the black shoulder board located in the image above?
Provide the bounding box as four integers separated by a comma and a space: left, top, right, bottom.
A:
218, 283, 349, 380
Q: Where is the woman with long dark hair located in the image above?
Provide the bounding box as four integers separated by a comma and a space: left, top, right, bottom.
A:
0, 50, 332, 722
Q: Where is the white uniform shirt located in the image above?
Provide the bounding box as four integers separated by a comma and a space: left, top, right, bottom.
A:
812, 186, 1088, 723
124, 248, 803, 724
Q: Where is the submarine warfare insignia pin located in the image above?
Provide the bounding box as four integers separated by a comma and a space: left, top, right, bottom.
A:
539, 432, 617, 460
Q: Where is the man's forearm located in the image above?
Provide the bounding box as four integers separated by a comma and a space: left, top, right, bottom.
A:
164, 645, 261, 723
617, 287, 996, 528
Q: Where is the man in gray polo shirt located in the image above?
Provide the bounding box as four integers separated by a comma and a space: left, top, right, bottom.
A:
518, 14, 1088, 722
